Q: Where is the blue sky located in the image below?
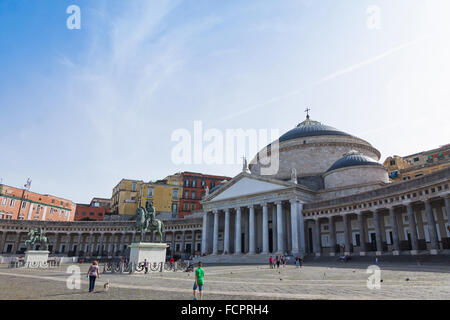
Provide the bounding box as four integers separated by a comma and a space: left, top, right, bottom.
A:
1, 0, 449, 203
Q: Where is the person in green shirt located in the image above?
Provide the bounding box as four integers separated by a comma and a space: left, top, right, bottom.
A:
193, 262, 205, 300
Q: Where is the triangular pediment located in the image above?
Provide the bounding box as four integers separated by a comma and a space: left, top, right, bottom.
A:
205, 173, 291, 202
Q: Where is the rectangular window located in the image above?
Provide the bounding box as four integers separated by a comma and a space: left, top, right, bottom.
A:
184, 191, 189, 199
192, 180, 197, 187
183, 203, 189, 211
413, 157, 419, 162
132, 182, 137, 192
191, 203, 196, 210
172, 189, 178, 199
1, 198, 6, 206
9, 199, 15, 207
390, 159, 396, 166
147, 188, 154, 197
191, 191, 196, 199
21, 202, 27, 209
185, 180, 190, 187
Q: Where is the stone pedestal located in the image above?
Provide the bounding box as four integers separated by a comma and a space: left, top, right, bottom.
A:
430, 249, 438, 255
359, 251, 366, 256
392, 250, 400, 256
329, 252, 335, 257
24, 250, 49, 267
410, 250, 418, 255
129, 243, 168, 265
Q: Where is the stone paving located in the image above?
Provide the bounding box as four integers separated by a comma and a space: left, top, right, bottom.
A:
0, 261, 449, 300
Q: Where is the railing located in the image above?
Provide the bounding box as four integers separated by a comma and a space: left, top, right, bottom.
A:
102, 261, 190, 274
8, 258, 61, 269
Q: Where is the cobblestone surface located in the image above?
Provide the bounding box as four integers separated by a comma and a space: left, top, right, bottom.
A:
0, 262, 449, 300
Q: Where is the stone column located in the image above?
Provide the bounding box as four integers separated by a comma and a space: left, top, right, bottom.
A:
213, 210, 219, 255
224, 209, 230, 254
181, 231, 186, 254
234, 207, 242, 255
373, 210, 383, 255
86, 233, 94, 257
67, 234, 74, 254
357, 212, 367, 255
119, 232, 126, 255
262, 203, 269, 254
276, 201, 284, 254
108, 234, 114, 256
406, 202, 419, 254
201, 212, 208, 255
171, 232, 176, 255
0, 231, 8, 253
57, 233, 64, 253
342, 214, 352, 255
271, 205, 277, 253
425, 199, 439, 254
191, 230, 196, 255
289, 200, 299, 255
97, 233, 104, 256
248, 205, 256, 254
76, 233, 83, 256
444, 195, 450, 224
389, 207, 401, 254
329, 215, 336, 256
298, 201, 305, 256
13, 232, 21, 253
314, 219, 321, 256
131, 231, 136, 244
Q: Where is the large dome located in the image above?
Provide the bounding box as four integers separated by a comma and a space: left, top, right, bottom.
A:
279, 118, 353, 142
323, 150, 389, 189
326, 151, 384, 173
249, 115, 381, 180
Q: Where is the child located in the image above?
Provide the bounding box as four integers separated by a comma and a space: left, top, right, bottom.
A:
193, 262, 205, 300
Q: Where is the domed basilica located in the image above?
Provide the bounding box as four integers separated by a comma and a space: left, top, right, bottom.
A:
200, 115, 450, 260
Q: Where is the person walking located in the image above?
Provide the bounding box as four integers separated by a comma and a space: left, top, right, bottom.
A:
295, 257, 299, 268
193, 262, 205, 300
269, 256, 274, 269
87, 261, 100, 293
282, 256, 286, 268
143, 259, 149, 274
276, 256, 280, 269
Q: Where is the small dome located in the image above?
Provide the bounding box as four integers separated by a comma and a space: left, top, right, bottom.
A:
279, 117, 353, 143
327, 151, 383, 173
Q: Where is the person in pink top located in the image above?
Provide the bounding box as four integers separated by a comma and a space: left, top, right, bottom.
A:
87, 261, 100, 292
269, 256, 274, 269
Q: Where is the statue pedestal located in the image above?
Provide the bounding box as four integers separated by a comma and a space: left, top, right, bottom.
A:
24, 250, 50, 267
129, 243, 168, 266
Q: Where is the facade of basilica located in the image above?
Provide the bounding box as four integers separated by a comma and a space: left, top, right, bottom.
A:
200, 116, 450, 259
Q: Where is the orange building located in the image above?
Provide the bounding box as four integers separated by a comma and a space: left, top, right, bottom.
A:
0, 184, 76, 221
75, 198, 111, 221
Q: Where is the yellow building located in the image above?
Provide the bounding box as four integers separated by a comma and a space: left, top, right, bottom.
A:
383, 144, 450, 181
111, 175, 182, 216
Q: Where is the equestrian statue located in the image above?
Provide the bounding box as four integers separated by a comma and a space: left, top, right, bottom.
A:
126, 201, 164, 243
24, 227, 48, 250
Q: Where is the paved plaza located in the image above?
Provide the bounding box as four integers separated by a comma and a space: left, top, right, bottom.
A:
0, 261, 449, 300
